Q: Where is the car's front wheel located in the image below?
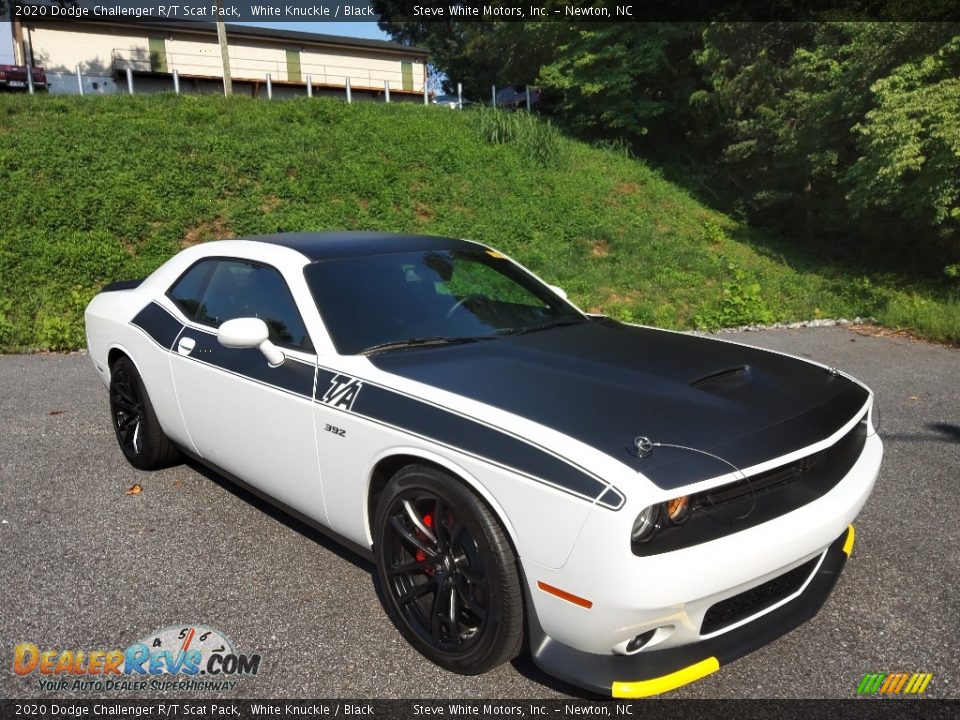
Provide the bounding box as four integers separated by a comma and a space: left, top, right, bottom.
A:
374, 464, 524, 675
109, 356, 180, 470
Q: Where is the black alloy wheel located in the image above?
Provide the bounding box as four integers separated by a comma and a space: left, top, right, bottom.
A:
109, 356, 180, 470
374, 465, 524, 674
110, 361, 144, 459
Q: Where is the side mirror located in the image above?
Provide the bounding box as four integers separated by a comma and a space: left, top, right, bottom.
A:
548, 284, 568, 301
217, 317, 284, 367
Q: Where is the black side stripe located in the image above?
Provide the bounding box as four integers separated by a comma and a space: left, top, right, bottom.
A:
131, 302, 184, 350
130, 303, 624, 510
316, 367, 625, 510
174, 325, 315, 399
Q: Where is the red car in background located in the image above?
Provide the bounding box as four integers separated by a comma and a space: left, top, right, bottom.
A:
0, 65, 48, 92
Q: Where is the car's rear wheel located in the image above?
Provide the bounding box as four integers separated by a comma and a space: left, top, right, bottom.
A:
374, 464, 524, 675
109, 356, 180, 470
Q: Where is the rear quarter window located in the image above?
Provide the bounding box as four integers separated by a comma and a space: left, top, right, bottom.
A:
167, 258, 313, 352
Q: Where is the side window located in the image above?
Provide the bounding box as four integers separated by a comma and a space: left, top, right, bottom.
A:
168, 259, 313, 352
168, 260, 215, 321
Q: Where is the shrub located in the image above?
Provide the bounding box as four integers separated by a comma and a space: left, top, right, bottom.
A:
474, 107, 564, 166
695, 264, 775, 328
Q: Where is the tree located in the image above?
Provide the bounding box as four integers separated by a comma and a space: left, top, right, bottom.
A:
371, 11, 960, 271
693, 23, 817, 229
846, 33, 960, 265
371, 2, 562, 97
694, 21, 960, 262
537, 23, 702, 142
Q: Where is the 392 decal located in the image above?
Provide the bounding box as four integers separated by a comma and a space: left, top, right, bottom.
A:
324, 423, 346, 437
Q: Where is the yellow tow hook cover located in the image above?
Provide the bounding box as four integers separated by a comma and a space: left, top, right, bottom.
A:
843, 524, 856, 556
611, 656, 720, 698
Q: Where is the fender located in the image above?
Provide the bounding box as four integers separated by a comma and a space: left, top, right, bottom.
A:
363, 445, 595, 568
364, 445, 523, 551
107, 340, 198, 454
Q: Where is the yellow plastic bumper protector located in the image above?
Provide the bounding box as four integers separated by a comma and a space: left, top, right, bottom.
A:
843, 524, 856, 556
611, 657, 720, 698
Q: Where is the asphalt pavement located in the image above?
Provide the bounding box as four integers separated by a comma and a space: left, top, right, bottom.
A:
1, 326, 957, 699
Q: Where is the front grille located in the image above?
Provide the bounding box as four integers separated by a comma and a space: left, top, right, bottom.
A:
702, 420, 867, 508
632, 419, 868, 557
700, 556, 819, 635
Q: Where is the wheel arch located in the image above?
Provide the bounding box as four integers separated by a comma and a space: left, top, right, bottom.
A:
364, 448, 523, 560
105, 342, 183, 444
104, 340, 182, 470
106, 343, 140, 381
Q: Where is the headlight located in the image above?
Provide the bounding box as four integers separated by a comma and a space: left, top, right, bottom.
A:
665, 495, 690, 523
631, 505, 658, 543
632, 495, 691, 545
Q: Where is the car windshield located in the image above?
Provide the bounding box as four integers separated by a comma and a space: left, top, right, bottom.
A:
304, 249, 584, 355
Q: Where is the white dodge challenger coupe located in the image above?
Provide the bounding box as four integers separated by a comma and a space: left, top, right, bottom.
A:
85, 232, 882, 697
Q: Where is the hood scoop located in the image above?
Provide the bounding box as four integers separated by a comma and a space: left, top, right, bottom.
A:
690, 365, 750, 391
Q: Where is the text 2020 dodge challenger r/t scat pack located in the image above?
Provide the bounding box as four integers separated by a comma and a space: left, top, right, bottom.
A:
85, 232, 882, 697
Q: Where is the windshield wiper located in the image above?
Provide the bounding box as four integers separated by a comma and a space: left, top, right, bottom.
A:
360, 336, 493, 356
505, 318, 588, 336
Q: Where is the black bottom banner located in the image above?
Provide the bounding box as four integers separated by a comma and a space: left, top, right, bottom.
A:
1, 699, 957, 720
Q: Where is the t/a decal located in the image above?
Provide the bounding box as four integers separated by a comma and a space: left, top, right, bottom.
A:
321, 374, 363, 411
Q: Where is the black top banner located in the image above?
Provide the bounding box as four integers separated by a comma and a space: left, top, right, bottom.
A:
7, 0, 960, 23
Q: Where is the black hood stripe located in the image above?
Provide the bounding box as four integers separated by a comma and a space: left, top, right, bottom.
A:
370, 319, 872, 491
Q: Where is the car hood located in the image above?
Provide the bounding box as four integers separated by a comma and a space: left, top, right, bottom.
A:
368, 319, 870, 490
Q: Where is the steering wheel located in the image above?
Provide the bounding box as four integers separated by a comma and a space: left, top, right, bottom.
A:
445, 294, 486, 319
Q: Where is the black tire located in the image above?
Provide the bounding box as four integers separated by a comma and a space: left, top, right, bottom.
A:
109, 356, 180, 471
374, 464, 524, 675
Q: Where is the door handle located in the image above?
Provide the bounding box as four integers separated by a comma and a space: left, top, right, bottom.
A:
177, 336, 196, 356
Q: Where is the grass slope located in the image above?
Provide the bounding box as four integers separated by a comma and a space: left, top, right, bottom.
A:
0, 93, 957, 351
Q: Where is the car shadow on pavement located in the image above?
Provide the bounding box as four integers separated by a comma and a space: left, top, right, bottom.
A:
929, 422, 960, 443
881, 422, 960, 445
184, 458, 377, 574
182, 459, 414, 670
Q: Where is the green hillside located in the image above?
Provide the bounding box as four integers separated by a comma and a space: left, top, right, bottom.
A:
0, 93, 956, 351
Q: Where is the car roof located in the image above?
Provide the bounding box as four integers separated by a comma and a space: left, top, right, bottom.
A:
241, 231, 481, 262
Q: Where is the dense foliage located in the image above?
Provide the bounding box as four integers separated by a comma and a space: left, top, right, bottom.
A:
377, 19, 960, 277
0, 95, 956, 352
691, 22, 959, 271
538, 23, 700, 140
369, 5, 562, 98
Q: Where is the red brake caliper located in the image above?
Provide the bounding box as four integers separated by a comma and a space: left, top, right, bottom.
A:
416, 513, 434, 573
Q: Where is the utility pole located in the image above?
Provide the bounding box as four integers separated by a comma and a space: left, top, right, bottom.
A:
11, 19, 24, 65
10, 19, 36, 94
215, 5, 232, 95
25, 26, 35, 94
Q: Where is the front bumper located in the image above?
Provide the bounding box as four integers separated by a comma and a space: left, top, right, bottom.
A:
528, 525, 854, 698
